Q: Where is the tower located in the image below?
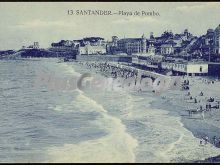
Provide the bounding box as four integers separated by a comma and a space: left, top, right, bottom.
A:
148, 42, 156, 55
184, 29, 189, 38
142, 34, 147, 53
33, 42, 39, 49
112, 36, 118, 46
150, 32, 154, 39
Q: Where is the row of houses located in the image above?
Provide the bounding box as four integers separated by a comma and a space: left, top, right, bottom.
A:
49, 24, 220, 57
107, 24, 220, 59
49, 24, 220, 61
106, 29, 196, 56
50, 29, 192, 56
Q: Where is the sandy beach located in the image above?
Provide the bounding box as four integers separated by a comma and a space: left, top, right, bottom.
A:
150, 76, 220, 162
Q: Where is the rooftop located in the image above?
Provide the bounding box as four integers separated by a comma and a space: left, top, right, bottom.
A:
118, 38, 143, 42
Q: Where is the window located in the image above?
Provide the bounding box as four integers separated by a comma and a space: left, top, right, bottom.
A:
200, 66, 203, 72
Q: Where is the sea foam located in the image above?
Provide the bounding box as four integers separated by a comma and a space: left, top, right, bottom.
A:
45, 91, 138, 163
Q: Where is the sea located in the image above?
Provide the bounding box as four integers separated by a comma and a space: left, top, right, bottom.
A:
0, 58, 220, 163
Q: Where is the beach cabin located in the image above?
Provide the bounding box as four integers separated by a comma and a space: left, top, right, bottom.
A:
185, 63, 208, 76
173, 62, 208, 76
161, 61, 208, 76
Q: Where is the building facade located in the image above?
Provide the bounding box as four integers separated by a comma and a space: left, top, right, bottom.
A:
108, 34, 148, 55
79, 45, 106, 55
148, 43, 156, 55
33, 42, 39, 49
161, 61, 208, 76
214, 24, 220, 54
160, 43, 174, 55
78, 37, 106, 55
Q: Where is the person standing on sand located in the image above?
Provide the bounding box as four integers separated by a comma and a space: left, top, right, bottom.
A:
194, 98, 197, 103
187, 91, 191, 96
200, 91, 203, 96
209, 103, 212, 111
206, 103, 208, 111
201, 110, 205, 119
205, 136, 209, 144
200, 139, 203, 145
200, 105, 203, 111
213, 136, 217, 145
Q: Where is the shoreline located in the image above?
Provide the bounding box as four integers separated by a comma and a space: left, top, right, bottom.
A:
150, 96, 220, 162
149, 78, 220, 162
73, 60, 220, 162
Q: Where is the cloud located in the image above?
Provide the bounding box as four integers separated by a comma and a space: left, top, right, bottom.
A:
12, 19, 76, 29
175, 2, 220, 12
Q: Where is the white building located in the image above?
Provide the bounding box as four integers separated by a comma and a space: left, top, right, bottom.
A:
148, 43, 156, 55
161, 44, 174, 55
79, 45, 106, 55
161, 61, 208, 76
161, 62, 174, 70
33, 42, 39, 49
186, 63, 208, 74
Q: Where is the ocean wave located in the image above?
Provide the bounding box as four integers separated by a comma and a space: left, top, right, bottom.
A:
45, 91, 138, 163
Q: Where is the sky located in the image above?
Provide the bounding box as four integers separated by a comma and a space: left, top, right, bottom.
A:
0, 2, 220, 50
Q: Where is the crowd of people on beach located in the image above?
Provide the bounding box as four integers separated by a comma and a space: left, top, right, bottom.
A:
181, 78, 220, 148
183, 78, 220, 119
78, 61, 139, 80
77, 61, 143, 90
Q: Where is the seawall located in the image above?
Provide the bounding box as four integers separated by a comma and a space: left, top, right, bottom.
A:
76, 54, 132, 63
